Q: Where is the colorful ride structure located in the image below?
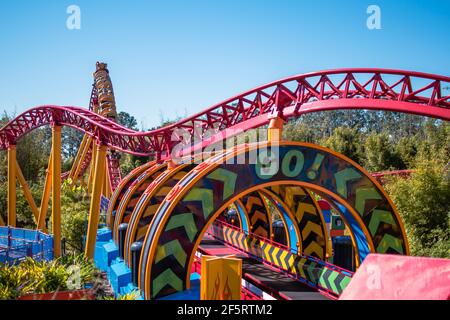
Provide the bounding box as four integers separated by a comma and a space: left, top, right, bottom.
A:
0, 64, 449, 299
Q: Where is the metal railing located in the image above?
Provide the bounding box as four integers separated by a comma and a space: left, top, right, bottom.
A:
0, 227, 53, 264
211, 219, 353, 276
207, 220, 354, 297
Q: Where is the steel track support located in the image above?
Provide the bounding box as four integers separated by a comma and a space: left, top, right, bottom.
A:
69, 134, 89, 180
268, 117, 284, 142
85, 143, 107, 259
38, 153, 52, 231
15, 160, 40, 224
52, 126, 62, 257
72, 136, 93, 183
7, 145, 16, 227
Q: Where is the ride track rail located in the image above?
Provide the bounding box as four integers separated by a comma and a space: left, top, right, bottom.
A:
1, 69, 449, 161
206, 220, 353, 299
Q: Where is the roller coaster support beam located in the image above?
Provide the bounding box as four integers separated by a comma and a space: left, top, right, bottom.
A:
85, 143, 107, 259
71, 136, 92, 183
7, 144, 16, 227
88, 145, 97, 193
268, 117, 284, 142
16, 160, 40, 224
52, 126, 62, 257
69, 134, 88, 180
38, 153, 52, 231
104, 157, 112, 198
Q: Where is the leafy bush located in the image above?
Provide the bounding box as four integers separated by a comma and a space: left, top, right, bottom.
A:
320, 127, 363, 163
59, 180, 90, 253
0, 254, 97, 300
361, 132, 404, 171
100, 291, 140, 300
384, 158, 450, 258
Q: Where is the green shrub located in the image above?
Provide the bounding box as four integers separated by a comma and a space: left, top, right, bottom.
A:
0, 254, 97, 300
384, 158, 450, 258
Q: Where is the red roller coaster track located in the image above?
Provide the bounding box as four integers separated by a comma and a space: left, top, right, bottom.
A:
1, 69, 449, 160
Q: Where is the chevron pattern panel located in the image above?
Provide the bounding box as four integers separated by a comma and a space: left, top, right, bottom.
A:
124, 164, 197, 263
113, 164, 166, 240
240, 191, 271, 238
107, 162, 154, 231
211, 222, 352, 296
266, 185, 327, 259
140, 143, 407, 299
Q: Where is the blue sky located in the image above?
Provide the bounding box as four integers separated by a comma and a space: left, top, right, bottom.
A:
1, 0, 449, 129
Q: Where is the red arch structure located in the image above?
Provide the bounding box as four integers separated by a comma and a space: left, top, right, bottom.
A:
1, 69, 449, 160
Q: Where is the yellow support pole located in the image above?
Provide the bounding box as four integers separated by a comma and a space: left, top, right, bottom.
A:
85, 143, 107, 259
102, 157, 108, 197
7, 145, 17, 227
268, 117, 284, 142
104, 158, 112, 198
69, 134, 89, 180
37, 153, 52, 231
87, 144, 97, 193
15, 160, 40, 224
72, 137, 93, 183
52, 126, 62, 257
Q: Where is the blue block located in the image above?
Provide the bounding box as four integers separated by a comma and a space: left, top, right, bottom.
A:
107, 256, 124, 278
109, 262, 132, 295
96, 228, 112, 242
107, 258, 120, 279
93, 241, 108, 270
102, 241, 119, 269
120, 284, 144, 300
119, 283, 141, 296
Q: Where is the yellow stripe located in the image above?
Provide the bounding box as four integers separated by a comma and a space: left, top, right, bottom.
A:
304, 242, 323, 257
287, 254, 296, 273
295, 203, 316, 222
264, 244, 273, 263
301, 221, 323, 240
279, 250, 289, 270
271, 247, 281, 268
297, 258, 307, 279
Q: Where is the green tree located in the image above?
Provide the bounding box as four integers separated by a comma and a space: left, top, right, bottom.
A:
117, 111, 138, 130
361, 132, 404, 172
116, 111, 147, 175
283, 121, 317, 143
320, 127, 362, 163
384, 158, 450, 258
59, 181, 90, 252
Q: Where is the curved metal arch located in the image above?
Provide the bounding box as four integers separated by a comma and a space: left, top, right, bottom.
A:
231, 199, 250, 232
138, 142, 408, 299
257, 189, 297, 250
317, 193, 371, 265
124, 163, 197, 265
106, 161, 155, 227
239, 191, 272, 238
124, 163, 253, 266
112, 163, 167, 241
263, 185, 328, 260
1, 69, 448, 159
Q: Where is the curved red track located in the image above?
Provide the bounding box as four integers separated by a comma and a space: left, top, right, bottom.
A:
1, 69, 449, 159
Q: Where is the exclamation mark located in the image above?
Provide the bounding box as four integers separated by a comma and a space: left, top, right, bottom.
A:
307, 153, 325, 180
